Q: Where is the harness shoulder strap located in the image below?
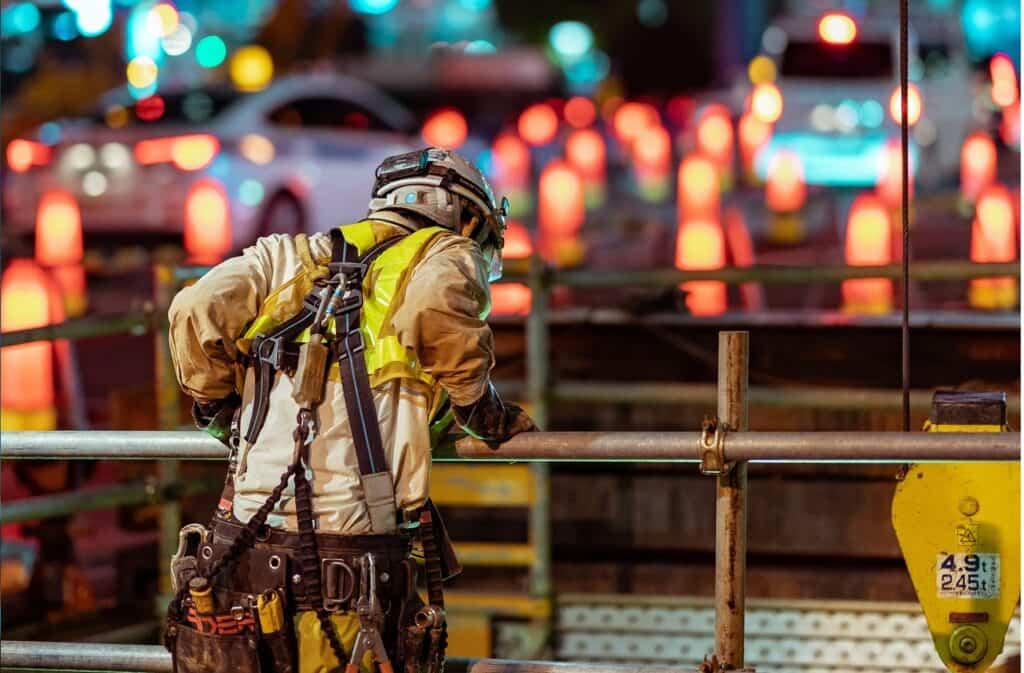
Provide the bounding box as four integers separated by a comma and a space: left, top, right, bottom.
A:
331, 228, 404, 533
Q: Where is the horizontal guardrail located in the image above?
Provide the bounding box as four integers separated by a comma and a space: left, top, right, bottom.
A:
0, 641, 689, 673
1, 430, 1018, 463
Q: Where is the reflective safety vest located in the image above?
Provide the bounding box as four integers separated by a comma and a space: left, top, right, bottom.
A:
238, 221, 453, 395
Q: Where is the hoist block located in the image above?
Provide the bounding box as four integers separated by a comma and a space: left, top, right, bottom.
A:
892, 391, 1020, 673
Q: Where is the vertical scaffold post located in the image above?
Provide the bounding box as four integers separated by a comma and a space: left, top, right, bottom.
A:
715, 330, 749, 668
153, 264, 180, 608
526, 254, 552, 644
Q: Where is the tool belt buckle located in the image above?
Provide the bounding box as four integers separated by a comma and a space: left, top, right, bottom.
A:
322, 558, 357, 611
328, 261, 368, 279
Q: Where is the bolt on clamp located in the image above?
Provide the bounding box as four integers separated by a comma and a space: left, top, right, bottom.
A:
699, 416, 731, 476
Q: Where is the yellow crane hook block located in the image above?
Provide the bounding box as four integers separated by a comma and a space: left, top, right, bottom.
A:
892, 391, 1020, 673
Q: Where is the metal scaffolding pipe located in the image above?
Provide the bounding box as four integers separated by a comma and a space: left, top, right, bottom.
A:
0, 642, 690, 673
0, 310, 155, 347
1, 430, 1017, 462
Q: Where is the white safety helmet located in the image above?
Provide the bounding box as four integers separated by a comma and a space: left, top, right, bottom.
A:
368, 147, 509, 280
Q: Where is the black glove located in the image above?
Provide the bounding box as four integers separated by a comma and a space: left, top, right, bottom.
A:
453, 384, 538, 443
192, 391, 241, 446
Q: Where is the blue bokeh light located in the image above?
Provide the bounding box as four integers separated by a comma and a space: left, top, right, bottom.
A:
126, 2, 164, 63
2, 3, 41, 37
349, 0, 399, 15
549, 21, 593, 63
39, 122, 62, 145
71, 0, 113, 37
52, 11, 79, 40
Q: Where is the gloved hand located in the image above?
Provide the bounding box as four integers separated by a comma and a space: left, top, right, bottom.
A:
453, 384, 538, 444
191, 392, 241, 446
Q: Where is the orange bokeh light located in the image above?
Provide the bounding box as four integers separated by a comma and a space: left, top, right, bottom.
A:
677, 154, 719, 220
566, 128, 606, 180
818, 13, 857, 45
875, 138, 914, 210
1, 260, 56, 413
765, 150, 806, 213
675, 219, 727, 316
518, 103, 559, 146
695, 105, 734, 168
960, 132, 997, 202
750, 83, 783, 124
632, 125, 671, 174
990, 53, 1018, 108
538, 160, 585, 252
422, 108, 469, 150
7, 139, 51, 173
613, 102, 659, 147
35, 191, 83, 267
842, 194, 893, 314
738, 113, 771, 169
492, 134, 531, 189
564, 96, 597, 129
888, 84, 922, 127
185, 179, 232, 265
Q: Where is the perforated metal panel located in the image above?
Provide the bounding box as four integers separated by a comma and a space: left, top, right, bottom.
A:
550, 597, 1021, 672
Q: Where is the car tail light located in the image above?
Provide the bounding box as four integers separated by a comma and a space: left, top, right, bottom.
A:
818, 13, 857, 45
7, 139, 52, 173
135, 134, 219, 171
36, 191, 83, 266
889, 84, 922, 127
184, 178, 231, 264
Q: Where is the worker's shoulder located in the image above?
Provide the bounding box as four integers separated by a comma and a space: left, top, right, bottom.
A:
244, 231, 333, 266
419, 229, 482, 263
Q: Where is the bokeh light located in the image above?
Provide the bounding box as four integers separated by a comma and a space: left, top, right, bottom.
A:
195, 35, 227, 68
747, 55, 776, 84
750, 82, 783, 124
147, 3, 179, 38
230, 45, 274, 92
126, 56, 159, 89
163, 25, 193, 56
518, 103, 559, 146
564, 97, 597, 128
2, 3, 41, 36
818, 13, 857, 45
888, 84, 922, 126
71, 0, 113, 37
549, 21, 593, 62
422, 108, 469, 150
349, 0, 399, 15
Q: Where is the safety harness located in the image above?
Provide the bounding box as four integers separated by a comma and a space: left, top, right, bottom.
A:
167, 228, 450, 673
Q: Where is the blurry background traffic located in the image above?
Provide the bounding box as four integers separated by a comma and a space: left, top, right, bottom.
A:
1, 0, 1021, 669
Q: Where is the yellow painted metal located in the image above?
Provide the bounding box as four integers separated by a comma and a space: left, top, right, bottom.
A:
430, 464, 534, 506
445, 611, 492, 658
454, 542, 537, 566
444, 592, 552, 619
892, 419, 1020, 673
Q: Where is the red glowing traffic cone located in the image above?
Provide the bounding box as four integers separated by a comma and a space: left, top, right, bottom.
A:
969, 184, 1018, 310
695, 105, 735, 191
632, 125, 672, 203
566, 128, 607, 209
961, 132, 997, 205
538, 160, 585, 267
184, 178, 232, 265
764, 150, 807, 244
675, 219, 727, 316
493, 133, 532, 217
842, 195, 893, 315
35, 190, 87, 317
490, 220, 533, 316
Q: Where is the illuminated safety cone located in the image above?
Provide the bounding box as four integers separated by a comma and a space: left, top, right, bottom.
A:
738, 113, 772, 185
1001, 102, 1020, 149
969, 184, 1018, 310
723, 206, 765, 311
489, 220, 533, 316
764, 150, 807, 244
184, 178, 232, 265
989, 53, 1018, 109
695, 104, 735, 191
538, 160, 585, 266
841, 194, 893, 315
675, 219, 727, 316
35, 190, 87, 317
677, 153, 720, 222
612, 101, 659, 151
632, 125, 672, 203
1, 260, 60, 430
565, 128, 607, 209
492, 133, 532, 217
960, 132, 997, 205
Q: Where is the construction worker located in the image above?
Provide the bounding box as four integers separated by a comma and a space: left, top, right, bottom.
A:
164, 148, 536, 673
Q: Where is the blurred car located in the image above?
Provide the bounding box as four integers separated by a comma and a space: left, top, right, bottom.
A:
740, 12, 973, 188
3, 72, 418, 249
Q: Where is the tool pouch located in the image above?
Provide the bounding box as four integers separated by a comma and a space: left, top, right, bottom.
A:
168, 622, 262, 673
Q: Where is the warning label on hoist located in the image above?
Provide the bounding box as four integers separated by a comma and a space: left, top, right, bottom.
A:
936, 553, 1000, 598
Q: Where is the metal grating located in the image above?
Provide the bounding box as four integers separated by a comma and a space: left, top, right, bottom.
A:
550, 598, 1021, 672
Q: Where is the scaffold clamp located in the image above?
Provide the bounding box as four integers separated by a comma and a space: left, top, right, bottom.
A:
699, 416, 730, 476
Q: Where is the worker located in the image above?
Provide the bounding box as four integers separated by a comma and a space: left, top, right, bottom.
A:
163, 148, 536, 673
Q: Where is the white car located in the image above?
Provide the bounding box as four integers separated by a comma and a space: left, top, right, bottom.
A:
4, 72, 418, 249
741, 13, 973, 188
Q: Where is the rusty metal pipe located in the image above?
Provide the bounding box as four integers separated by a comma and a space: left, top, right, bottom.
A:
1, 431, 1018, 462
714, 332, 748, 668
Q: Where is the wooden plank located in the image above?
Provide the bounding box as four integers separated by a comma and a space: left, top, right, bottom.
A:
456, 543, 536, 567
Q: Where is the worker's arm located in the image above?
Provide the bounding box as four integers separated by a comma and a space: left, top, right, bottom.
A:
168, 237, 277, 438
393, 235, 536, 442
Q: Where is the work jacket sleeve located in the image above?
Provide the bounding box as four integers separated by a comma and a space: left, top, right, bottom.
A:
392, 235, 495, 407
167, 239, 277, 404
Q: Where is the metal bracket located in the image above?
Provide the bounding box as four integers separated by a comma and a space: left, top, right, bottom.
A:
699, 416, 731, 476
